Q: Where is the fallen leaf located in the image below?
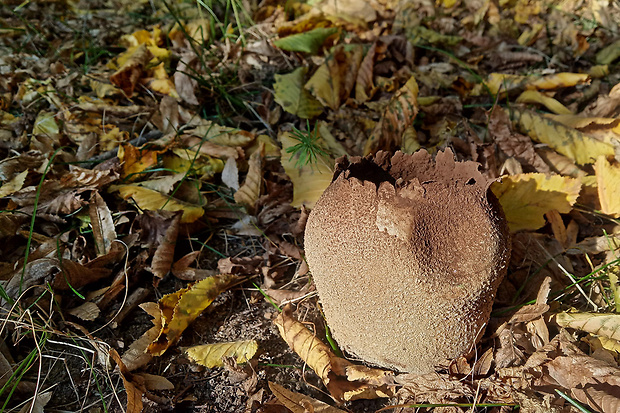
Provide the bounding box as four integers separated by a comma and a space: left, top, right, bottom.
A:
555, 312, 620, 341
488, 106, 550, 173
67, 302, 101, 321
516, 90, 573, 115
109, 348, 145, 413
305, 44, 363, 110
364, 75, 419, 154
186, 340, 258, 368
89, 192, 116, 256
274, 27, 338, 54
476, 72, 590, 96
268, 382, 347, 413
0, 170, 28, 197
122, 302, 160, 371
509, 108, 616, 165
111, 184, 204, 223
186, 120, 255, 147
147, 273, 242, 356
234, 142, 264, 213
279, 131, 333, 208
148, 212, 181, 280
273, 67, 323, 119
594, 156, 620, 217
596, 38, 620, 65
138, 373, 174, 391
491, 173, 582, 232
110, 44, 153, 97
274, 305, 395, 402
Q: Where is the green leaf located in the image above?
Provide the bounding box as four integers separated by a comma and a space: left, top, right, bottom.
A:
273, 27, 338, 54
273, 67, 323, 119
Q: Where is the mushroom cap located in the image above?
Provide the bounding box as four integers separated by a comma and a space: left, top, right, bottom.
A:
304, 149, 510, 373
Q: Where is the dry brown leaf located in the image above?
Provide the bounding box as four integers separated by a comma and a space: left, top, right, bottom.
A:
583, 82, 620, 117
110, 44, 153, 97
171, 251, 201, 280
364, 76, 419, 155
186, 340, 258, 368
305, 44, 363, 110
488, 106, 550, 173
274, 305, 396, 402
355, 41, 377, 103
67, 302, 101, 321
268, 382, 348, 413
273, 66, 323, 119
109, 348, 145, 413
147, 273, 242, 356
137, 373, 174, 391
121, 302, 160, 371
89, 192, 116, 256
148, 212, 181, 280
234, 142, 264, 213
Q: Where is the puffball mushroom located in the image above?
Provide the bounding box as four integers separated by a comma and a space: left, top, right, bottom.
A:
304, 149, 510, 374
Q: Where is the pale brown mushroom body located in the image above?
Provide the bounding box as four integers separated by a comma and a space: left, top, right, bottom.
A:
304, 149, 510, 373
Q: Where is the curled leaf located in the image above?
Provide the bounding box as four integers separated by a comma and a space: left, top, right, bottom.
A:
147, 273, 242, 356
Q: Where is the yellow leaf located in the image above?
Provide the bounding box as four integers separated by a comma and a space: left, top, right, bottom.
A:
547, 114, 620, 145
527, 73, 590, 90
608, 265, 620, 313
268, 382, 348, 413
144, 62, 178, 98
516, 90, 573, 115
147, 274, 241, 356
111, 185, 204, 223
234, 142, 264, 213
491, 173, 582, 232
0, 170, 27, 197
186, 120, 255, 147
273, 67, 323, 119
186, 340, 258, 368
32, 111, 60, 138
279, 131, 334, 208
510, 108, 616, 165
274, 305, 395, 402
476, 73, 590, 96
556, 312, 620, 341
164, 148, 225, 178
594, 156, 620, 217
305, 44, 363, 110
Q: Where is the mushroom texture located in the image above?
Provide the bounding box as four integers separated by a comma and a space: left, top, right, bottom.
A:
304, 149, 511, 374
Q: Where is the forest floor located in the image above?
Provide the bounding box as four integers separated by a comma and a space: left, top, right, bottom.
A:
1, 0, 620, 412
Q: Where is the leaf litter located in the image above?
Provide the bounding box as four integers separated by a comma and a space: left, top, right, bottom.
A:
1, 0, 620, 412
